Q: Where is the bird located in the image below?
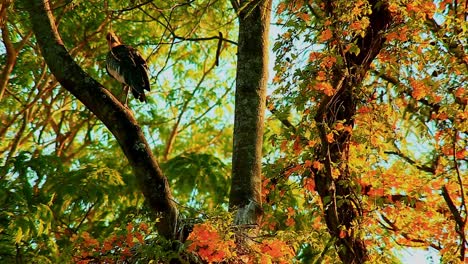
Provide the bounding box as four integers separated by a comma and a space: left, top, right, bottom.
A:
105, 32, 150, 105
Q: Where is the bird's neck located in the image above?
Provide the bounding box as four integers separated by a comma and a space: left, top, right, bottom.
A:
109, 42, 122, 49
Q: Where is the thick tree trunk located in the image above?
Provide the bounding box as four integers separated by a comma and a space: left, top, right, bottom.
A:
24, 0, 178, 239
313, 1, 393, 263
229, 0, 272, 225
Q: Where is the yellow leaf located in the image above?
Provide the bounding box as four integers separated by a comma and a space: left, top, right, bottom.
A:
15, 228, 23, 244
332, 168, 341, 179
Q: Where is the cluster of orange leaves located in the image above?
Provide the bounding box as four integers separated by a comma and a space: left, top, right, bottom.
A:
409, 78, 430, 100
388, 1, 436, 20
187, 222, 295, 263
187, 223, 235, 262
314, 82, 335, 96
386, 26, 409, 42
258, 239, 295, 263
71, 222, 149, 264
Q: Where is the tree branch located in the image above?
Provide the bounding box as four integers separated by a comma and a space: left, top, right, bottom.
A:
384, 150, 436, 174
424, 18, 467, 70
138, 4, 238, 46
380, 213, 442, 250
163, 59, 217, 161
441, 185, 467, 260
23, 0, 178, 239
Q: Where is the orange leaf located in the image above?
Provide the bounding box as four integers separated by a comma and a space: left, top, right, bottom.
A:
285, 164, 303, 177
102, 241, 112, 252
335, 122, 344, 130
455, 150, 466, 159
319, 29, 332, 42
139, 222, 149, 234
313, 161, 323, 170
316, 70, 326, 81
455, 87, 465, 98
286, 207, 295, 217
431, 112, 449, 120
293, 136, 302, 155
126, 233, 134, 247
410, 78, 428, 100
280, 140, 288, 152
261, 239, 294, 260
277, 2, 286, 14
357, 106, 372, 114
388, 3, 399, 13
350, 21, 362, 30
326, 132, 334, 143
303, 177, 315, 192
285, 217, 295, 227
122, 247, 132, 257
406, 3, 418, 12
135, 232, 144, 243
368, 188, 385, 196
272, 75, 281, 83
386, 32, 399, 41
316, 82, 334, 96
126, 223, 133, 232
297, 12, 310, 22
309, 52, 321, 62
339, 230, 347, 238
308, 140, 317, 147
320, 56, 337, 69
312, 216, 322, 229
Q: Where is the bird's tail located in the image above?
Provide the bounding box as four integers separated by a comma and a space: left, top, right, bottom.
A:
130, 88, 147, 103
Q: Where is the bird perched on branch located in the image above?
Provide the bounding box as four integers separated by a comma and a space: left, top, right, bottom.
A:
106, 32, 150, 105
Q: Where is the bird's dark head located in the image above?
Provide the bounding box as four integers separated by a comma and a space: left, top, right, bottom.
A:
106, 32, 122, 49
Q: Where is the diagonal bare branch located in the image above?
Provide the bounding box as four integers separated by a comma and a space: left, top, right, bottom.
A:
24, 0, 179, 239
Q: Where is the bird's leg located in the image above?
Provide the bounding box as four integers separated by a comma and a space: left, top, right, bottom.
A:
125, 86, 130, 106
122, 85, 130, 107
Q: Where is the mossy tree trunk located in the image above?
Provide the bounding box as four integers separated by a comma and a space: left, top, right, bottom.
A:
229, 0, 272, 225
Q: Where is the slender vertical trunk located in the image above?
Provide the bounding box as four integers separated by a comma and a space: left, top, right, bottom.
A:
229, 0, 272, 225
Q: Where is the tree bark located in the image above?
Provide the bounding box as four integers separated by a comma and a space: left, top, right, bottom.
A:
313, 1, 392, 263
229, 0, 272, 225
23, 0, 178, 239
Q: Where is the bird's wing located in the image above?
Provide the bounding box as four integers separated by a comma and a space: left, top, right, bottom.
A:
106, 45, 151, 94
127, 46, 151, 92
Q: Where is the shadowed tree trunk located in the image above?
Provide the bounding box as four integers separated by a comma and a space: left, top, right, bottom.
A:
312, 1, 393, 263
23, 0, 178, 239
228, 0, 272, 225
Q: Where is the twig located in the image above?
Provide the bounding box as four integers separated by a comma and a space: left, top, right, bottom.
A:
384, 150, 436, 174
379, 213, 442, 250
215, 32, 223, 66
